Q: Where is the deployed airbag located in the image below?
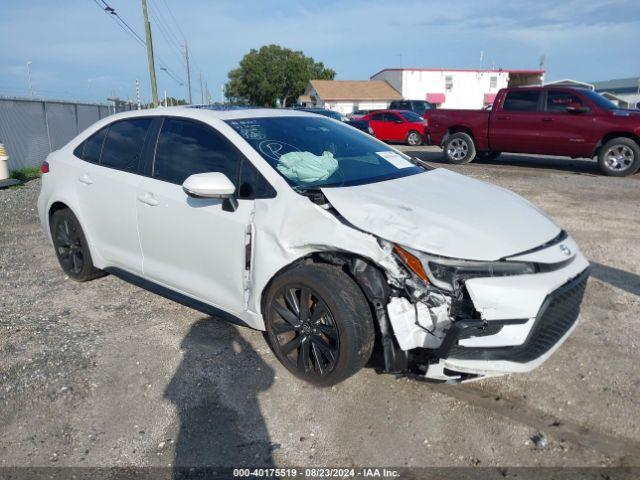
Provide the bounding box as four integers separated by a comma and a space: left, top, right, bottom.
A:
276, 151, 338, 183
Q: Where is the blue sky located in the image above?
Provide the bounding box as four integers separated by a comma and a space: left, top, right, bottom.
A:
2, 0, 639, 104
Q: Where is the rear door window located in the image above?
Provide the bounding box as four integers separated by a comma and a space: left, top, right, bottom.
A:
502, 91, 541, 112
370, 113, 384, 121
101, 118, 152, 172
153, 117, 242, 186
546, 91, 587, 112
74, 126, 108, 163
383, 112, 401, 122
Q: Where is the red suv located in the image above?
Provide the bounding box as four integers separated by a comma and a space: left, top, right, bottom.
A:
361, 110, 428, 146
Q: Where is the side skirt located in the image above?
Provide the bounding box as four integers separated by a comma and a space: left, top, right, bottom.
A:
103, 267, 254, 330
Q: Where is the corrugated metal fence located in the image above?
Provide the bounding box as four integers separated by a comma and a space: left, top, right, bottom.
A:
0, 97, 132, 170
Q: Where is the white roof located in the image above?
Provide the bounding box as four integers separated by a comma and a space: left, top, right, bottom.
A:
106, 106, 315, 122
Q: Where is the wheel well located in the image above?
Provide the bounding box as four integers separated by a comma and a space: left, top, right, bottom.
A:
259, 251, 388, 351
594, 132, 640, 157
444, 126, 475, 145
260, 252, 381, 313
48, 201, 70, 219
48, 201, 71, 232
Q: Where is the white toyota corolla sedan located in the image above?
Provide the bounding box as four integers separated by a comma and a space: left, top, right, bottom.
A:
38, 106, 590, 386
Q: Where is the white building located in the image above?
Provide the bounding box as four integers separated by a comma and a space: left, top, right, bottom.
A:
298, 80, 402, 115
592, 77, 640, 109
544, 77, 640, 109
370, 68, 545, 109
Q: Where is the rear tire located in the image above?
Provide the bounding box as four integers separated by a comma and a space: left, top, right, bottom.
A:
264, 263, 374, 387
597, 137, 640, 176
50, 209, 105, 282
406, 130, 423, 146
443, 132, 476, 164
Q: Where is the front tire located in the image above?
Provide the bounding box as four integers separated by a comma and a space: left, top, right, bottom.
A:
443, 132, 476, 164
597, 137, 640, 176
50, 209, 105, 282
406, 130, 423, 146
264, 264, 375, 387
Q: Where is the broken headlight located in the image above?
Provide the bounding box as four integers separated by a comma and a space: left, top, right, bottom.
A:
401, 247, 536, 291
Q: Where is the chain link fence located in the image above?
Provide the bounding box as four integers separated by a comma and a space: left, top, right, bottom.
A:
0, 97, 133, 171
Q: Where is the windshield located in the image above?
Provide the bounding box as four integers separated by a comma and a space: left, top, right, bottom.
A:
580, 90, 618, 110
227, 116, 424, 189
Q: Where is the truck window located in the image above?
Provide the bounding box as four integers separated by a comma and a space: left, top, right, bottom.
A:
502, 91, 540, 112
546, 91, 586, 112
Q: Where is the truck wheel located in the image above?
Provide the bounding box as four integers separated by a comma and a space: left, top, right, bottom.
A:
406, 130, 423, 146
50, 209, 105, 282
476, 151, 501, 161
598, 137, 640, 176
264, 263, 375, 387
443, 132, 476, 164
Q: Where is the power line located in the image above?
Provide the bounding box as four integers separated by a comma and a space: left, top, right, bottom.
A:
147, 0, 187, 69
89, 0, 185, 85
98, 0, 147, 46
148, 0, 184, 55
152, 0, 204, 86
158, 0, 188, 41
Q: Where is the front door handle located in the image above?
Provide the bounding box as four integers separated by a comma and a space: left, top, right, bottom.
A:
137, 192, 160, 206
495, 115, 510, 121
78, 174, 93, 185
541, 117, 553, 122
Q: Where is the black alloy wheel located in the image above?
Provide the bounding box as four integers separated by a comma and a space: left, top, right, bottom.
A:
53, 215, 85, 276
50, 209, 105, 282
269, 285, 340, 377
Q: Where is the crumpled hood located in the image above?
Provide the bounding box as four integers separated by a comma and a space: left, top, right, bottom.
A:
321, 168, 561, 261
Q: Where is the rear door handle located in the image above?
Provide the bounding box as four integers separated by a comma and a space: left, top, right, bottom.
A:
542, 117, 553, 122
496, 115, 510, 121
78, 174, 93, 185
137, 192, 160, 206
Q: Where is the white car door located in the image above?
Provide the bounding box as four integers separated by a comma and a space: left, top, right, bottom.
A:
75, 118, 153, 274
136, 116, 261, 315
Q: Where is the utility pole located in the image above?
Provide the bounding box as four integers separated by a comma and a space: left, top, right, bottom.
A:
27, 61, 34, 97
141, 0, 158, 107
184, 42, 193, 104
135, 80, 141, 110
199, 72, 204, 104
205, 81, 210, 104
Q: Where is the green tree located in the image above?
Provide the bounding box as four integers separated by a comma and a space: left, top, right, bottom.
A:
225, 44, 335, 107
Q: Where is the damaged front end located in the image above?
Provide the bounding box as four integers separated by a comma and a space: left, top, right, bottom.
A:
350, 238, 589, 384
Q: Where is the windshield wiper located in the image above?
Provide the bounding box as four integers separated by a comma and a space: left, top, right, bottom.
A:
410, 156, 432, 169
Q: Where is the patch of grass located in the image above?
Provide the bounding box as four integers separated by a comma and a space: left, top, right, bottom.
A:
10, 166, 41, 182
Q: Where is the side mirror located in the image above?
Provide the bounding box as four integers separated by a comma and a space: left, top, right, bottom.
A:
395, 119, 403, 124
183, 172, 235, 198
183, 172, 238, 211
566, 103, 589, 113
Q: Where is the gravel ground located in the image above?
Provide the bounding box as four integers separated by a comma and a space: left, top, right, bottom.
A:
1, 150, 639, 475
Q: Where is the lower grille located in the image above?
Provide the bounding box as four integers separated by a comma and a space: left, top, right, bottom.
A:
447, 268, 589, 363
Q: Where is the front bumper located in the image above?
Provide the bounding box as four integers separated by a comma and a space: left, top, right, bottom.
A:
437, 267, 588, 378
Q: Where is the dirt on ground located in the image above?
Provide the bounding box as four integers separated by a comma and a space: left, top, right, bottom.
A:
1, 149, 639, 475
